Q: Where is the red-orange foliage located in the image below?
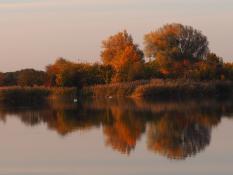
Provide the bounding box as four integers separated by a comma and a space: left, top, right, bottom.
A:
101, 31, 144, 82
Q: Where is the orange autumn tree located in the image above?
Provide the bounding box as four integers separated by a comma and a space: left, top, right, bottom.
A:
144, 23, 209, 77
46, 58, 111, 87
101, 30, 144, 82
46, 58, 73, 86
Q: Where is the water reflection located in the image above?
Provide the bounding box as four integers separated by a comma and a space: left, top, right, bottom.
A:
0, 98, 232, 160
147, 113, 212, 160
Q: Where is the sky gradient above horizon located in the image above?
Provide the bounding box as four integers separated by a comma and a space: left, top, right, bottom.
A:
0, 0, 233, 71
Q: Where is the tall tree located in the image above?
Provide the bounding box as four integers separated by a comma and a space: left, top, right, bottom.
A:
101, 31, 144, 82
144, 23, 209, 76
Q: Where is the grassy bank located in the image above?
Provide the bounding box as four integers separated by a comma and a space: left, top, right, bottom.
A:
82, 79, 233, 99
1, 79, 233, 105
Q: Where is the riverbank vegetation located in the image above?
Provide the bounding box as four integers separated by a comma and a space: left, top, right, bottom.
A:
83, 79, 233, 99
0, 87, 50, 105
0, 87, 79, 105
0, 23, 233, 100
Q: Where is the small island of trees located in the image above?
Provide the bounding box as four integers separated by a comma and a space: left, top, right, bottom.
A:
0, 23, 233, 102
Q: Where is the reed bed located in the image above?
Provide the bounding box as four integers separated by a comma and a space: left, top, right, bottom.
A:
82, 79, 233, 99
82, 80, 149, 98
133, 80, 233, 99
49, 87, 78, 101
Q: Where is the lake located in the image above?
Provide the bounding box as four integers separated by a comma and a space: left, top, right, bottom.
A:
0, 98, 232, 175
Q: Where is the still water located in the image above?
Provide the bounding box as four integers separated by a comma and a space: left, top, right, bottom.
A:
0, 98, 232, 175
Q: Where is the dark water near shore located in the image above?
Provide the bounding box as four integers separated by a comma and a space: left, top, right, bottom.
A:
0, 98, 233, 175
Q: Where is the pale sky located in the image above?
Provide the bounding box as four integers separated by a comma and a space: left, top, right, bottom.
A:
0, 0, 233, 71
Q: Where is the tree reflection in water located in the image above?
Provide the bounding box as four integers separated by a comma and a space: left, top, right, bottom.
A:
0, 98, 232, 159
147, 115, 212, 160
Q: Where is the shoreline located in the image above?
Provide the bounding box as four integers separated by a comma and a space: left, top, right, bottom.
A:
82, 79, 233, 100
0, 79, 233, 104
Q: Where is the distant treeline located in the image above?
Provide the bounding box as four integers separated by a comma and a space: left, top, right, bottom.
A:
0, 69, 46, 87
0, 23, 233, 88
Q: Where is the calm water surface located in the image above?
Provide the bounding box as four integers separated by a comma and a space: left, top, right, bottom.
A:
0, 98, 233, 175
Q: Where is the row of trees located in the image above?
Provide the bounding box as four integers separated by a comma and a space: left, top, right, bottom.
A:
0, 69, 46, 87
0, 23, 233, 87
0, 62, 114, 88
